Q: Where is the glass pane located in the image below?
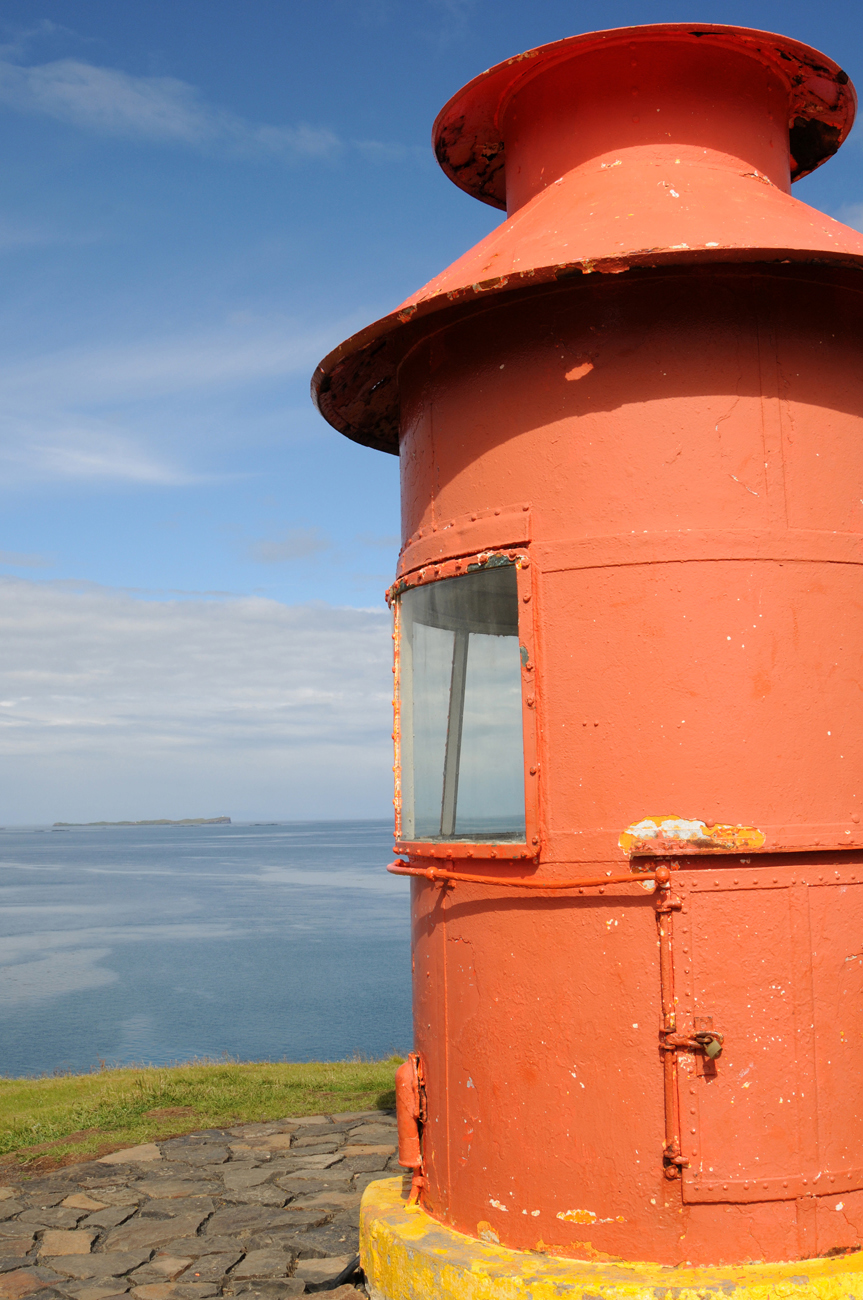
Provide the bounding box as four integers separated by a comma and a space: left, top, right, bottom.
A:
454, 632, 525, 839
398, 563, 526, 843
409, 622, 454, 839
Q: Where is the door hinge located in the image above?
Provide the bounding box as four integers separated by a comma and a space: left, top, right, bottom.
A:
395, 1051, 427, 1203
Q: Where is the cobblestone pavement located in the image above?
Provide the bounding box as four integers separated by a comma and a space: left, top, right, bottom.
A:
0, 1111, 404, 1300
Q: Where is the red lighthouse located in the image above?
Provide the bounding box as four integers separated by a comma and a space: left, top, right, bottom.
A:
313, 23, 863, 1299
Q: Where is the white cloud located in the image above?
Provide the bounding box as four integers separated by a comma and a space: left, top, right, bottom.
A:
0, 317, 347, 484
245, 527, 330, 564
0, 54, 425, 169
0, 319, 334, 403
1, 425, 191, 485
0, 576, 393, 823
0, 550, 51, 568
0, 57, 341, 159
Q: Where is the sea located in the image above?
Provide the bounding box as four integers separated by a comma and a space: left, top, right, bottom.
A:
0, 820, 412, 1078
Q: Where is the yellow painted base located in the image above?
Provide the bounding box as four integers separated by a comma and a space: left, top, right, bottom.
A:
360, 1177, 863, 1300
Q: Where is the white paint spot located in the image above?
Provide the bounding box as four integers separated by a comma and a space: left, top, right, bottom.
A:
490, 1199, 508, 1212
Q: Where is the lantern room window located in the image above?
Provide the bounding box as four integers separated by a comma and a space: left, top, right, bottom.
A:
397, 562, 526, 843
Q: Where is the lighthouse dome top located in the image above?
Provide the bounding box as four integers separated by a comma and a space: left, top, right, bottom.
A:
433, 22, 856, 209
312, 23, 863, 456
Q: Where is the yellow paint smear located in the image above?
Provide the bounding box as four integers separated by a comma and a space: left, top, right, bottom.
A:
619, 814, 765, 855
361, 1176, 863, 1300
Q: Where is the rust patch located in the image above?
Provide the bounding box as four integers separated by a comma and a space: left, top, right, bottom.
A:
619, 815, 766, 855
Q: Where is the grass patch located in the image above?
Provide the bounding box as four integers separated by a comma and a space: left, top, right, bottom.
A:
0, 1057, 402, 1171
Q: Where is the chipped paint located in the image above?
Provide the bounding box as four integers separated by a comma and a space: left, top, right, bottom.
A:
556, 1208, 597, 1224
555, 1209, 625, 1225
619, 815, 766, 855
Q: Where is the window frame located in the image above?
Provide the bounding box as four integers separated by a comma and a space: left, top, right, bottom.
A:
388, 548, 539, 862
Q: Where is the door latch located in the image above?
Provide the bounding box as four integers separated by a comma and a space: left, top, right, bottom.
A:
661, 1028, 724, 1077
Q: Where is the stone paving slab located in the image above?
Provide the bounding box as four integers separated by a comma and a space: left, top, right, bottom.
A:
0, 1113, 400, 1297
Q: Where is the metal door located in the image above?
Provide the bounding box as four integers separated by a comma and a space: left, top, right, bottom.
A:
676, 866, 863, 1203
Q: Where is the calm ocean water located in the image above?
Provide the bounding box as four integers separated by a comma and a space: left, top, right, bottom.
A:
0, 820, 412, 1078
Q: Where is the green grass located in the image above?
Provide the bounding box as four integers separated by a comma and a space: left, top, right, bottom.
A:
0, 1058, 402, 1170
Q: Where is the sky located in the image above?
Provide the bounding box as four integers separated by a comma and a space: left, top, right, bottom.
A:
0, 0, 860, 823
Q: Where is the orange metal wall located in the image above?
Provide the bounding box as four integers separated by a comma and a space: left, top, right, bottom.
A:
501, 39, 792, 213
398, 264, 863, 1263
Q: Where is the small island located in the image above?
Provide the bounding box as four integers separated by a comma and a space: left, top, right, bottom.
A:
52, 817, 232, 827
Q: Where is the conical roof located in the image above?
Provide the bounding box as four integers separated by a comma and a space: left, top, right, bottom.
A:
312, 23, 861, 455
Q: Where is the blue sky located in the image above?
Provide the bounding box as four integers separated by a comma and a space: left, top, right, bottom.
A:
0, 0, 859, 822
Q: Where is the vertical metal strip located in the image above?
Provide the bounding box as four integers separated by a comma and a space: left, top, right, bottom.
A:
656, 874, 685, 1177
789, 882, 819, 1257
394, 595, 414, 841
440, 629, 469, 836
